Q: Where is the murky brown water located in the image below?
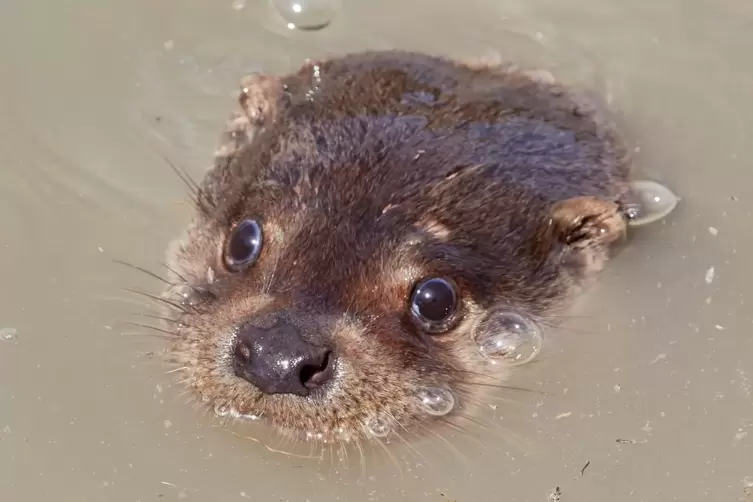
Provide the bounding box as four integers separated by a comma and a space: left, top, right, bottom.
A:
2, 0, 752, 500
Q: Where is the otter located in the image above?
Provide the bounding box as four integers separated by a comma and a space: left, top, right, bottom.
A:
160, 50, 675, 445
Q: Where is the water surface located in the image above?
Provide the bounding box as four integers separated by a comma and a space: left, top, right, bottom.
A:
1, 0, 752, 500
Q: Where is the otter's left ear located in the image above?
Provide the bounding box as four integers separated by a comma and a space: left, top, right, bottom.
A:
539, 196, 628, 274
549, 196, 626, 247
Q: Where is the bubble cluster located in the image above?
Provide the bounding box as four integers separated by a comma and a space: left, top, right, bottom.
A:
417, 386, 456, 417
473, 310, 543, 366
270, 0, 340, 30
624, 180, 678, 227
365, 415, 391, 438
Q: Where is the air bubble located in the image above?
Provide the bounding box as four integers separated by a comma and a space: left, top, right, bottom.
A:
270, 0, 340, 31
0, 328, 18, 342
473, 310, 543, 366
213, 402, 230, 417
624, 180, 678, 227
365, 416, 391, 438
417, 386, 455, 417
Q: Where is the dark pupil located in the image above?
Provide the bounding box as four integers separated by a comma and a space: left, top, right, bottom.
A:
413, 278, 456, 322
228, 220, 261, 265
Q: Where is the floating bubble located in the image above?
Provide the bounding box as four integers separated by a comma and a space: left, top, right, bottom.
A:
365, 415, 391, 438
232, 0, 246, 10
623, 180, 678, 227
473, 310, 543, 366
0, 328, 17, 342
270, 0, 340, 31
417, 386, 456, 417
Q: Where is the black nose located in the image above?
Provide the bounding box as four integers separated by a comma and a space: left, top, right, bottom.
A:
232, 320, 335, 396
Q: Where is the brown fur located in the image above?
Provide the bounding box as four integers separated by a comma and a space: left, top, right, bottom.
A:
162, 50, 631, 445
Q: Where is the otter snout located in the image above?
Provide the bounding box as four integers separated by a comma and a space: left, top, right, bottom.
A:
232, 319, 335, 396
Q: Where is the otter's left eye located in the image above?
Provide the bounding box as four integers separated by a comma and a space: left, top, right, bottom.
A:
224, 219, 263, 271
410, 278, 458, 332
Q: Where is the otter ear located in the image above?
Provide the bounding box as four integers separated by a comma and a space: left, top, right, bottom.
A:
213, 73, 285, 160
538, 196, 627, 274
549, 196, 626, 247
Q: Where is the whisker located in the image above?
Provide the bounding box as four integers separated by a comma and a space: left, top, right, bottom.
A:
160, 153, 202, 207
121, 287, 190, 313
456, 378, 544, 395
162, 262, 192, 284
132, 313, 181, 325
101, 295, 161, 312
119, 330, 173, 340
455, 389, 517, 410
160, 262, 213, 298
384, 412, 431, 468
411, 418, 472, 467
112, 259, 174, 287
354, 438, 367, 479
373, 436, 404, 479
124, 322, 179, 338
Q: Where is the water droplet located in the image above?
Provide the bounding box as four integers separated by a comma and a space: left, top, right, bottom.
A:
624, 180, 678, 226
417, 386, 455, 416
365, 415, 391, 438
213, 403, 230, 417
0, 328, 17, 342
271, 0, 339, 31
335, 427, 351, 442
473, 310, 543, 365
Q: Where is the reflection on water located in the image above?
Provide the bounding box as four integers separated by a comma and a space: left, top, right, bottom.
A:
1, 0, 752, 501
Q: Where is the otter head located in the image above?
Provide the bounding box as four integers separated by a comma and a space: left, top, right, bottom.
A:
161, 53, 628, 445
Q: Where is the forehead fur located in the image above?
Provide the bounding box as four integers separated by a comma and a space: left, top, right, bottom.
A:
200, 113, 564, 315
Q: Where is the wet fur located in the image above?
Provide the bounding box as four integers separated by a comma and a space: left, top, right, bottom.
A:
162, 50, 630, 445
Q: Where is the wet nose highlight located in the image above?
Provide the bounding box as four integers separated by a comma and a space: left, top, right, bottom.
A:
232, 320, 334, 396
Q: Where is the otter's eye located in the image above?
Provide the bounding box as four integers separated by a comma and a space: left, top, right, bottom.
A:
410, 278, 458, 332
224, 219, 263, 271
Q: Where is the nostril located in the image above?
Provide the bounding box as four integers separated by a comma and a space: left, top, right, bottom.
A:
234, 339, 252, 365
299, 349, 334, 390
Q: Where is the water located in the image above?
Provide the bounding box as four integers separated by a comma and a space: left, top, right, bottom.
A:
1, 0, 752, 500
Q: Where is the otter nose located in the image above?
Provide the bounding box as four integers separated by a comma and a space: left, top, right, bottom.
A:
232, 320, 334, 396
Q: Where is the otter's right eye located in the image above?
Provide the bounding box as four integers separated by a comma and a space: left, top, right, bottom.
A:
224, 219, 263, 271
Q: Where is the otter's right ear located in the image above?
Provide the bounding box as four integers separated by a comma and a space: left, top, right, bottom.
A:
213, 73, 285, 161
537, 196, 627, 274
